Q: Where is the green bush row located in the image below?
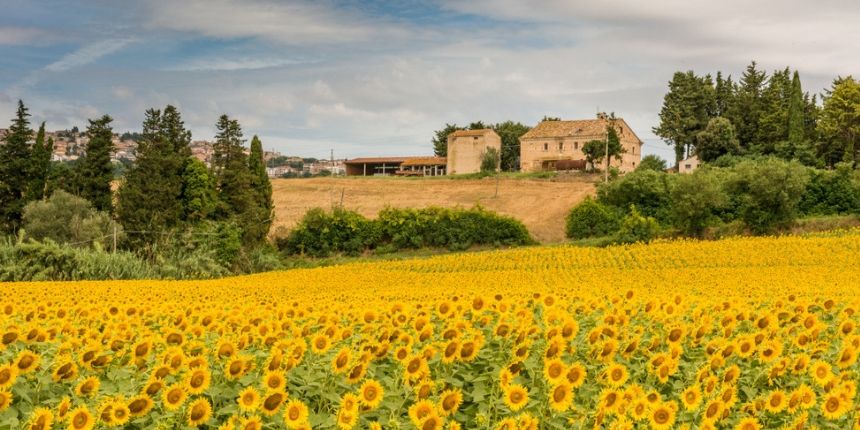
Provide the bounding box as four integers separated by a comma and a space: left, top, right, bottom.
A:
279, 206, 534, 257
567, 157, 860, 241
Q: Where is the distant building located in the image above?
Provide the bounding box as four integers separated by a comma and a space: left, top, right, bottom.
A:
678, 154, 700, 174
518, 114, 643, 173
398, 157, 446, 176
344, 157, 409, 176
446, 129, 501, 175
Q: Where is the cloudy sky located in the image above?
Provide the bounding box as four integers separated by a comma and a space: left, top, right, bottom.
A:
2, 0, 859, 161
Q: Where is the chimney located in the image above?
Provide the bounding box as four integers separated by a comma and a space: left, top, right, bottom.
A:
596, 112, 608, 120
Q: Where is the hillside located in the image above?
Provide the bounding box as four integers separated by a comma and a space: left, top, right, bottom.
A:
271, 175, 600, 243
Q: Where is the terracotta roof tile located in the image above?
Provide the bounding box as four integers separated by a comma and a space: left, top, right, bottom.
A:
401, 156, 446, 166
448, 129, 497, 138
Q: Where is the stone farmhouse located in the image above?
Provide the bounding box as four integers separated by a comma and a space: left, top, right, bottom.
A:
519, 114, 643, 173
446, 129, 501, 175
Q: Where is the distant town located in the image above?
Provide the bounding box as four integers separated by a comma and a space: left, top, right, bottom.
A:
0, 127, 346, 178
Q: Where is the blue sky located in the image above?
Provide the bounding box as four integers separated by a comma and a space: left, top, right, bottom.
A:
2, 0, 859, 162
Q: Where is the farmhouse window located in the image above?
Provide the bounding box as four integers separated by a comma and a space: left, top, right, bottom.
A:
574, 142, 579, 150
544, 143, 548, 151
558, 142, 563, 151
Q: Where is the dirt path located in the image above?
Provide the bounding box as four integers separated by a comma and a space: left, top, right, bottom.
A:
272, 175, 598, 243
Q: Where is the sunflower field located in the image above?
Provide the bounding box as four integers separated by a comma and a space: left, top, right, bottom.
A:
1, 230, 860, 430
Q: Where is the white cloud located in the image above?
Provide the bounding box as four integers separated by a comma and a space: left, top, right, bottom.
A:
44, 39, 135, 72
111, 86, 134, 100
164, 56, 310, 72
0, 26, 48, 45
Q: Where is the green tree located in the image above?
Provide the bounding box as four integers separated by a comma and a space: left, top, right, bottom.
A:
493, 121, 530, 171
653, 71, 716, 166
670, 169, 728, 237
212, 115, 257, 242
695, 117, 741, 162
636, 155, 668, 172
480, 147, 500, 173
817, 76, 860, 167
726, 158, 809, 233
431, 123, 463, 157
117, 106, 191, 244
0, 100, 33, 232
726, 61, 767, 150
28, 122, 53, 201
247, 135, 274, 243
23, 190, 123, 247
755, 67, 792, 155
541, 116, 561, 121
564, 197, 620, 239
583, 120, 624, 170
181, 158, 218, 221
777, 71, 818, 165
77, 115, 115, 213
714, 71, 734, 117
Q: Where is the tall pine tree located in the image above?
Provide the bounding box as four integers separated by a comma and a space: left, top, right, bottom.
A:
247, 135, 273, 242
0, 100, 33, 232
727, 61, 767, 150
756, 67, 792, 154
653, 71, 715, 166
77, 115, 115, 213
28, 122, 53, 201
212, 115, 256, 242
118, 106, 191, 245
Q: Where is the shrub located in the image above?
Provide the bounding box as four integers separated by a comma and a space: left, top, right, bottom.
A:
283, 208, 379, 257
799, 163, 860, 215
480, 147, 500, 173
597, 169, 676, 222
669, 169, 728, 237
725, 158, 810, 234
565, 197, 621, 239
615, 206, 660, 244
636, 155, 668, 172
0, 239, 156, 281
22, 190, 123, 247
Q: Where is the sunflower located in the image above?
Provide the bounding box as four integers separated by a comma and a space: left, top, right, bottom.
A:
0, 365, 16, 390
110, 399, 130, 426
404, 355, 427, 381
439, 388, 463, 416
336, 407, 358, 430
757, 339, 782, 363
408, 400, 436, 425
75, 376, 100, 398
283, 400, 309, 429
56, 396, 71, 420
162, 383, 188, 411
499, 368, 514, 388
496, 418, 518, 430
15, 350, 40, 374
648, 403, 676, 430
836, 345, 858, 369
503, 384, 528, 411
127, 394, 154, 418
681, 385, 702, 411
186, 368, 211, 394
26, 407, 52, 430
143, 379, 164, 397
359, 379, 384, 409
459, 339, 480, 362
67, 406, 95, 430
821, 392, 849, 419
346, 362, 367, 384
442, 340, 460, 364
261, 391, 286, 416
630, 399, 649, 421
542, 358, 567, 385
420, 414, 443, 430
735, 416, 761, 430
549, 382, 573, 412
604, 363, 628, 387
187, 398, 212, 427
764, 389, 787, 413
263, 370, 287, 392
332, 348, 351, 374
224, 357, 249, 380
238, 386, 261, 412
810, 360, 832, 386
240, 415, 263, 430
702, 399, 724, 423
566, 362, 586, 388
310, 334, 330, 354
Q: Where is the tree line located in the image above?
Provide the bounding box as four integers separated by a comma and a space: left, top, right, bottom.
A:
654, 61, 860, 168
0, 100, 273, 271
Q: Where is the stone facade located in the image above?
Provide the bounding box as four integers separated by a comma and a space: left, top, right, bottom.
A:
446, 129, 501, 175
678, 154, 701, 174
518, 114, 643, 173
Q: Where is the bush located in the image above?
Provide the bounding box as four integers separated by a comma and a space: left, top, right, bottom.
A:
669, 169, 728, 237
283, 208, 380, 257
799, 163, 860, 215
725, 158, 810, 234
23, 190, 123, 247
565, 197, 621, 239
615, 206, 660, 244
0, 239, 156, 281
480, 147, 500, 173
597, 169, 676, 222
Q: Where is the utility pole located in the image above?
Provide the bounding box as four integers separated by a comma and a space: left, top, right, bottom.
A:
112, 223, 117, 254
604, 130, 609, 183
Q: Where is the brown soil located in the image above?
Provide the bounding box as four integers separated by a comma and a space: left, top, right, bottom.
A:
271, 174, 599, 243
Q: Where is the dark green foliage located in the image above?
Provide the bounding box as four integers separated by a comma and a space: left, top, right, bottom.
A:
247, 135, 274, 243
480, 147, 500, 173
493, 121, 531, 171
799, 163, 860, 215
597, 169, 676, 222
582, 119, 625, 170
636, 155, 668, 172
817, 76, 860, 167
280, 206, 533, 257
653, 71, 716, 165
726, 61, 767, 150
564, 197, 621, 239
181, 158, 218, 221
117, 106, 191, 244
0, 239, 156, 281
669, 169, 728, 237
28, 122, 52, 201
725, 158, 810, 233
77, 115, 115, 213
282, 207, 380, 257
0, 100, 33, 232
212, 115, 260, 243
22, 190, 123, 247
615, 206, 660, 244
432, 123, 462, 157
696, 117, 741, 162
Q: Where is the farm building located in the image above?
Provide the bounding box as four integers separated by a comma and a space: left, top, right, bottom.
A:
344, 156, 447, 176
678, 154, 701, 174
519, 113, 643, 173
398, 157, 447, 176
446, 129, 501, 175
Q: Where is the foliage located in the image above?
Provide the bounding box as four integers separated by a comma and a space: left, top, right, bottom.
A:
0, 239, 155, 281
247, 135, 274, 243
212, 114, 259, 244
181, 157, 218, 221
493, 121, 531, 171
615, 206, 661, 244
582, 120, 625, 170
695, 117, 740, 162
77, 115, 115, 213
725, 157, 810, 233
799, 163, 860, 215
281, 207, 380, 257
431, 123, 462, 157
636, 154, 668, 172
817, 76, 860, 167
653, 71, 715, 165
22, 190, 123, 247
564, 197, 621, 239
27, 122, 52, 201
597, 169, 676, 222
0, 100, 33, 232
480, 147, 500, 173
669, 169, 728, 236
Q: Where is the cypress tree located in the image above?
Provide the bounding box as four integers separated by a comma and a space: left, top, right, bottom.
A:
248, 135, 273, 242
787, 71, 805, 146
118, 106, 191, 245
0, 100, 33, 232
212, 115, 255, 232
727, 61, 767, 150
28, 122, 53, 201
77, 115, 115, 213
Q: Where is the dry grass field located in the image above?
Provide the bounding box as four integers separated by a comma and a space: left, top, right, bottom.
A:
271, 175, 600, 243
